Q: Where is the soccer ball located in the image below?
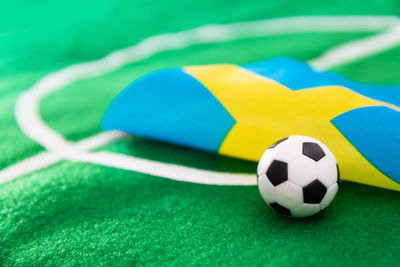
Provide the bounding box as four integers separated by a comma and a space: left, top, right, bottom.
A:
257, 135, 339, 218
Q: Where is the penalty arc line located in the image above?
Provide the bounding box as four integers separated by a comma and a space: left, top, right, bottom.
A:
70, 152, 256, 185
1, 15, 400, 186
15, 15, 400, 152
310, 23, 400, 69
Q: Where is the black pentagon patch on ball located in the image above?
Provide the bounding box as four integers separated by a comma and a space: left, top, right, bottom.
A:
303, 179, 327, 204
336, 164, 340, 183
266, 160, 288, 186
269, 137, 288, 149
302, 142, 325, 162
269, 202, 291, 216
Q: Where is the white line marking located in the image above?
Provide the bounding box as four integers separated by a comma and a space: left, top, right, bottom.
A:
15, 15, 400, 152
71, 152, 256, 185
0, 152, 62, 184
310, 23, 400, 69
1, 15, 399, 186
67, 130, 129, 154
0, 130, 127, 184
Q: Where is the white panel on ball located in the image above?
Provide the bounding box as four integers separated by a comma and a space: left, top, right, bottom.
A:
271, 138, 302, 163
288, 157, 318, 187
257, 149, 274, 176
274, 181, 303, 209
320, 183, 339, 210
316, 157, 338, 188
257, 175, 276, 204
291, 203, 320, 218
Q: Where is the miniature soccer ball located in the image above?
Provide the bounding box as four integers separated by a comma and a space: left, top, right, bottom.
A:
257, 135, 339, 218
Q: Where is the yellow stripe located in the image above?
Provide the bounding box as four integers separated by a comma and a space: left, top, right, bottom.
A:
184, 64, 400, 191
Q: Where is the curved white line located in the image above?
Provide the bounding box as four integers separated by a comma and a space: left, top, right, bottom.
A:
1, 15, 399, 186
71, 151, 256, 185
310, 23, 400, 69
15, 15, 400, 151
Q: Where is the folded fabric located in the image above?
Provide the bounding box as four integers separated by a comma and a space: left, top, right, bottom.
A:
102, 57, 400, 191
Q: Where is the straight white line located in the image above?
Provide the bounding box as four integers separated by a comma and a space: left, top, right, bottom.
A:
310, 23, 400, 69
0, 152, 62, 184
70, 130, 129, 152
1, 15, 399, 186
0, 131, 127, 183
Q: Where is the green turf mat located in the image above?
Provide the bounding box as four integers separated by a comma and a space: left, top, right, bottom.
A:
1, 0, 400, 265
1, 162, 399, 266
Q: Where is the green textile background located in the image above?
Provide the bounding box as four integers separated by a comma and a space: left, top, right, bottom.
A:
1, 0, 400, 265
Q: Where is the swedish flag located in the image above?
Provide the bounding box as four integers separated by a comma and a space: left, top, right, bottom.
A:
102, 57, 400, 191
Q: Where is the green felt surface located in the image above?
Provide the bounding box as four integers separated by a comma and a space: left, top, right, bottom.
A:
1, 0, 400, 265
1, 161, 400, 266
